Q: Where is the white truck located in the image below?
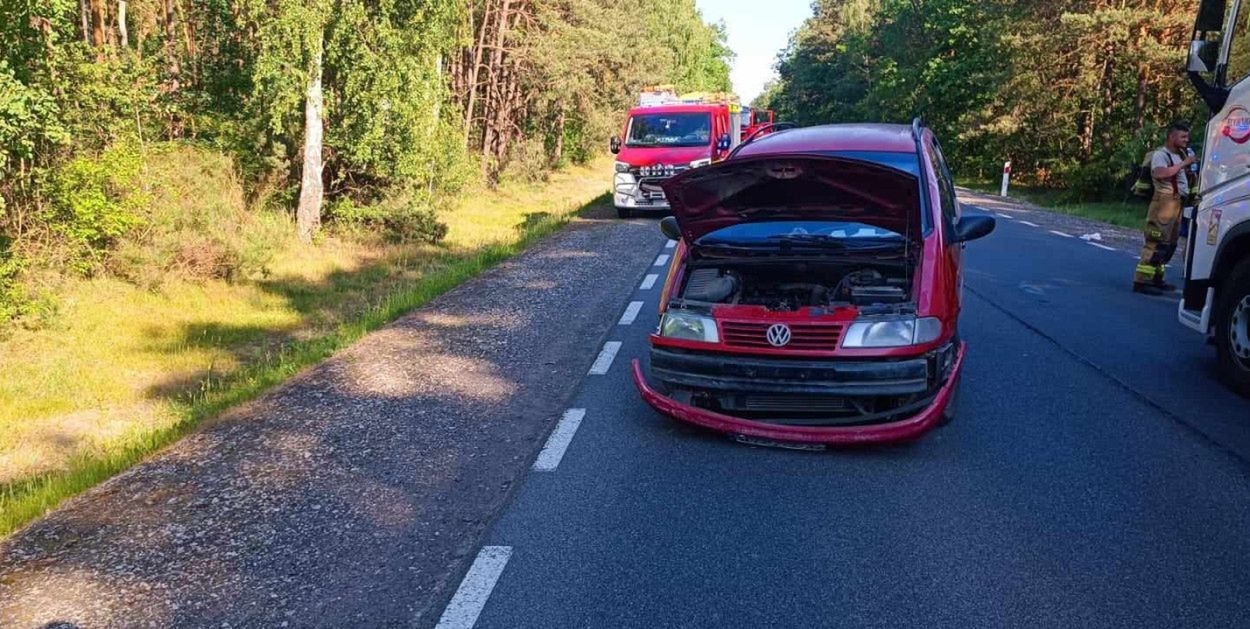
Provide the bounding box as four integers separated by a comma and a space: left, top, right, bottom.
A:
1183, 0, 1250, 396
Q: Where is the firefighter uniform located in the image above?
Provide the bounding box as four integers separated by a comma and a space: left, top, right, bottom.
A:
1135, 148, 1192, 287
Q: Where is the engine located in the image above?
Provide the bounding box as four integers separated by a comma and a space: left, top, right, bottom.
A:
680, 264, 910, 311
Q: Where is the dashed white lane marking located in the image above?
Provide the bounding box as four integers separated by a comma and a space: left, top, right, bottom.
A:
665, 240, 677, 249
1088, 242, 1117, 251
1049, 230, 1074, 238
588, 341, 622, 375
434, 546, 512, 629
654, 254, 670, 267
640, 274, 659, 290
1019, 220, 1040, 227
619, 301, 644, 325
996, 213, 1013, 219
533, 409, 586, 472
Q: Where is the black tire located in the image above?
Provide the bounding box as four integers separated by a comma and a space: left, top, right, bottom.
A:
940, 375, 961, 426
1214, 257, 1250, 398
617, 207, 632, 219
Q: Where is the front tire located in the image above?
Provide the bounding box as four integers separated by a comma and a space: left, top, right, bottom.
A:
939, 375, 961, 426
1215, 258, 1250, 398
617, 207, 632, 219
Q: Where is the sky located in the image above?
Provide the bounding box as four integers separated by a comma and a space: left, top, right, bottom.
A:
694, 0, 814, 104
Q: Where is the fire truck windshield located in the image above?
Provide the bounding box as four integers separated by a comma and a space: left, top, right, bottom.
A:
626, 113, 712, 148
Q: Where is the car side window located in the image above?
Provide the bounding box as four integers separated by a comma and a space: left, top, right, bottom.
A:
925, 139, 958, 240
1226, 2, 1250, 86
932, 139, 960, 223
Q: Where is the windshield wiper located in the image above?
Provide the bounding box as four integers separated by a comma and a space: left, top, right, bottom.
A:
764, 234, 851, 248
766, 234, 906, 252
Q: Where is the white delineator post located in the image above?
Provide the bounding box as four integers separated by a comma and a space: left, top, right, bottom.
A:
1000, 160, 1012, 197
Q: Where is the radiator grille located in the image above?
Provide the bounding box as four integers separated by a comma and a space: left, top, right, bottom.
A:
721, 321, 844, 350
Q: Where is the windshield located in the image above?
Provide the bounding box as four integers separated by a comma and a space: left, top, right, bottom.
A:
627, 113, 712, 148
697, 221, 904, 247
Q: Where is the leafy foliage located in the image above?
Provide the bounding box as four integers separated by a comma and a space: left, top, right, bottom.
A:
0, 0, 730, 325
763, 0, 1206, 198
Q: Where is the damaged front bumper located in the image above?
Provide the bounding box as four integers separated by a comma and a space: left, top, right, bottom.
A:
632, 342, 965, 445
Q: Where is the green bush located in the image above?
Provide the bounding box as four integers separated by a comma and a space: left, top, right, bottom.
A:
501, 137, 552, 185
0, 237, 26, 325
42, 141, 147, 274
109, 144, 286, 285
328, 190, 447, 245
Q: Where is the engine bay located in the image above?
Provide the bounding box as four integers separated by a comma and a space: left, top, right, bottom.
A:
677, 260, 914, 312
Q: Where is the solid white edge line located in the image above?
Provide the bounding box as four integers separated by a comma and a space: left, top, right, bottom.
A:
434, 546, 513, 629
654, 254, 671, 267
1019, 220, 1040, 227
640, 274, 659, 290
533, 409, 587, 472
1049, 230, 1074, 238
588, 341, 623, 375
619, 301, 645, 325
1088, 242, 1116, 251
665, 240, 677, 249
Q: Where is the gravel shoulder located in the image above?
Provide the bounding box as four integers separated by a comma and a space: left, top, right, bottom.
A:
958, 188, 1146, 253
0, 206, 663, 628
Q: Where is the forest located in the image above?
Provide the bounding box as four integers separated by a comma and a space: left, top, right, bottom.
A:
759, 0, 1206, 198
0, 0, 732, 323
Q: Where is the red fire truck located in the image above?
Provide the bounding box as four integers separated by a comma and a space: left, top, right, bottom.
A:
740, 107, 776, 142
610, 88, 742, 219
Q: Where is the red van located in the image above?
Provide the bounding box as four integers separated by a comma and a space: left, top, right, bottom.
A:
610, 102, 737, 219
632, 121, 996, 446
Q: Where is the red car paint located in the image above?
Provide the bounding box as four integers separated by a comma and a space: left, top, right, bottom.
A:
634, 122, 992, 445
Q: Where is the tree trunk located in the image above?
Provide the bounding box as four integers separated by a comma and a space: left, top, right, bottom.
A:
118, 0, 129, 48
297, 48, 325, 245
481, 0, 512, 170
463, 1, 492, 147
552, 106, 565, 167
163, 0, 181, 92
89, 0, 106, 50
80, 0, 91, 45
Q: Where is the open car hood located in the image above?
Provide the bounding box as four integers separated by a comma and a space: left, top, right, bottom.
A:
661, 154, 922, 243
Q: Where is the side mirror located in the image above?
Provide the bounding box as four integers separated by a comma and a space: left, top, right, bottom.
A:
955, 214, 996, 243
1188, 40, 1219, 73
659, 216, 682, 241
716, 134, 731, 151
609, 137, 621, 154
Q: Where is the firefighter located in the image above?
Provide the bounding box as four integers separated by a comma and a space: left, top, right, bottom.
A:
1134, 122, 1197, 295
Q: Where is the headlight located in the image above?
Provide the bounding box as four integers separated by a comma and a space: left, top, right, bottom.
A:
842, 317, 942, 348
689, 158, 712, 169
659, 312, 719, 343
614, 161, 632, 173
614, 173, 636, 195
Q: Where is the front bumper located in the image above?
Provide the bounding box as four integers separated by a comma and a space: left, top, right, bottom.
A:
614, 173, 672, 210
632, 343, 965, 445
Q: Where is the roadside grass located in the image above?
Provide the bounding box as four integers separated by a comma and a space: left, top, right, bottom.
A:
960, 180, 1148, 230
0, 161, 611, 537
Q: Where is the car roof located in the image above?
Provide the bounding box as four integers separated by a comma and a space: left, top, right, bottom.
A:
733, 123, 917, 158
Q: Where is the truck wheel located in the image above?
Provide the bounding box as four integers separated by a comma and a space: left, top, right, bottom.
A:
1215, 258, 1250, 398
617, 207, 632, 219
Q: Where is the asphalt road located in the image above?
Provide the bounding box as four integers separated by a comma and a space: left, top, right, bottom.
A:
6, 196, 1250, 628
445, 202, 1250, 628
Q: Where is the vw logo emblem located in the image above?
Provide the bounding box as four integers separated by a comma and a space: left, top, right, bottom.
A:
766, 324, 792, 347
